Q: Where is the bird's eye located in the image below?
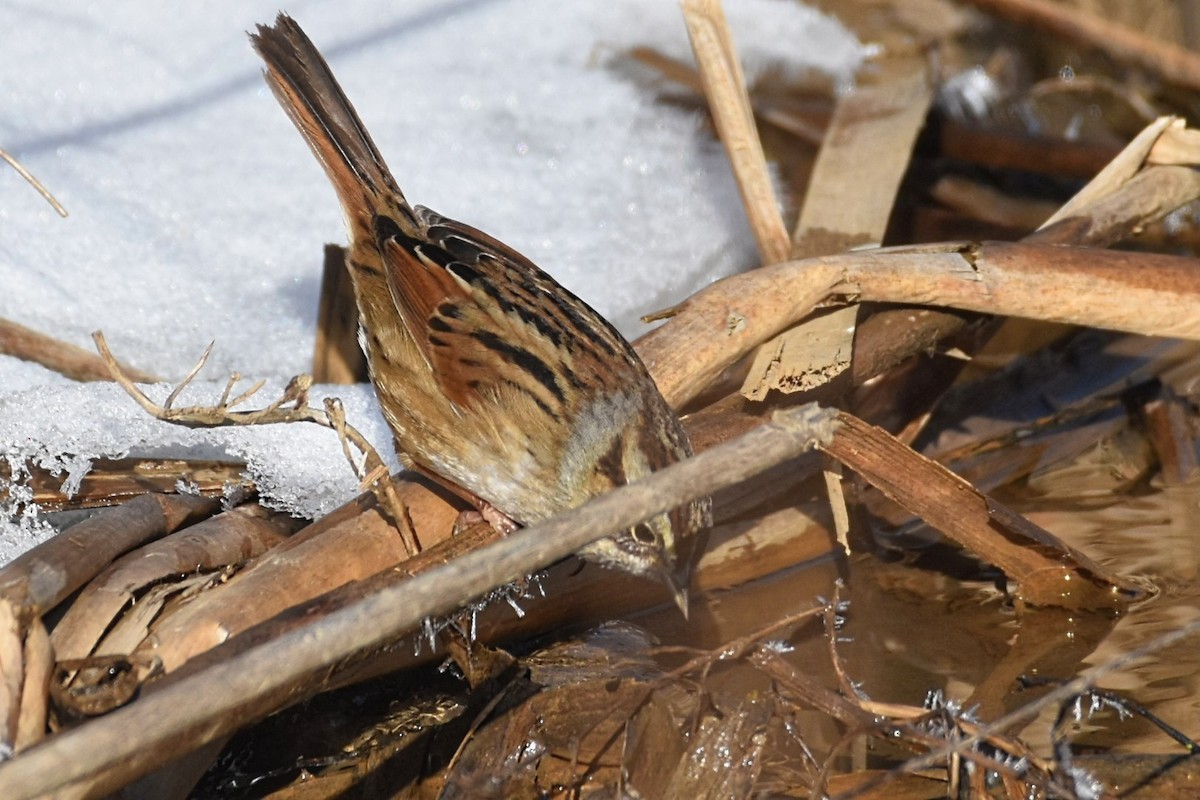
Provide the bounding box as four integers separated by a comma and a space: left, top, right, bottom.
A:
631, 524, 657, 545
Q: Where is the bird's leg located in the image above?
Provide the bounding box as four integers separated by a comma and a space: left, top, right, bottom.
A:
408, 461, 520, 535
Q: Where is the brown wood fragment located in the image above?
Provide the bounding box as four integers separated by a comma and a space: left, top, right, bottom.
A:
0, 602, 21, 752
850, 307, 984, 416
311, 243, 368, 384
1138, 385, 1199, 486
0, 318, 158, 384
930, 174, 1058, 232
1148, 121, 1200, 166
790, 57, 933, 259
819, 411, 1140, 607
14, 619, 50, 752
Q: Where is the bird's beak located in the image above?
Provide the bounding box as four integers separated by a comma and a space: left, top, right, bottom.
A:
661, 564, 690, 620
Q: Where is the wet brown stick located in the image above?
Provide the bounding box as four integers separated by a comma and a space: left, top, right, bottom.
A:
819, 411, 1140, 606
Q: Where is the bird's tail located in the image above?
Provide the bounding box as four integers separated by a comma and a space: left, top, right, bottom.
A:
251, 14, 406, 227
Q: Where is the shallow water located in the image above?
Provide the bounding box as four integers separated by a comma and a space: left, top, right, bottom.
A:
637, 473, 1200, 767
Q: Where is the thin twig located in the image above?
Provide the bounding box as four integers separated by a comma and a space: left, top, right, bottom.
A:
0, 147, 67, 217
92, 331, 420, 556
163, 342, 214, 409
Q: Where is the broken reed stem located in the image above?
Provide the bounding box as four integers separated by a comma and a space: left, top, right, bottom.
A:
0, 403, 839, 799
680, 0, 790, 264
91, 331, 420, 556
1038, 116, 1176, 230
1024, 164, 1200, 247
637, 241, 1200, 409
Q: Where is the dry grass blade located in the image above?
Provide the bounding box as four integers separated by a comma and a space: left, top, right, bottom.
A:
790, 58, 933, 259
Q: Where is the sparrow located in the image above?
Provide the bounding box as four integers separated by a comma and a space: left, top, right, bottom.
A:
251, 14, 709, 612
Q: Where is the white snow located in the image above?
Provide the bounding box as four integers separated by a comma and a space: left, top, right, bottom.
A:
0, 1, 864, 562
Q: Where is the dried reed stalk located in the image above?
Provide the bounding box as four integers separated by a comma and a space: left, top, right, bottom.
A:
680, 0, 789, 264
